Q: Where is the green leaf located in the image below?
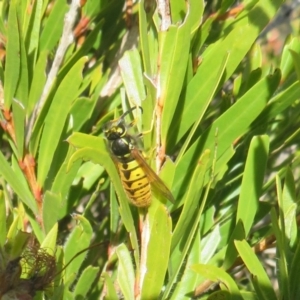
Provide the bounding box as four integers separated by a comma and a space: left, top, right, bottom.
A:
173, 72, 279, 200
158, 16, 191, 142
270, 207, 289, 300
140, 202, 172, 299
26, 0, 43, 57
119, 49, 146, 107
237, 135, 269, 236
73, 161, 104, 191
171, 150, 210, 251
0, 191, 6, 246
51, 148, 81, 196
289, 49, 300, 82
6, 230, 31, 259
164, 150, 210, 298
207, 291, 232, 300
281, 168, 298, 248
189, 0, 204, 35
73, 266, 100, 298
195, 15, 214, 53
40, 222, 58, 252
191, 264, 243, 300
39, 0, 68, 51
138, 0, 153, 76
27, 50, 48, 115
13, 32, 29, 159
0, 151, 37, 213
171, 0, 282, 145
64, 215, 93, 283
223, 221, 245, 270
280, 37, 300, 81
37, 57, 86, 186
170, 0, 186, 23
170, 232, 201, 300
254, 80, 300, 128
116, 244, 135, 300
234, 240, 277, 300
4, 0, 20, 108
103, 273, 119, 300
219, 0, 238, 13
51, 146, 82, 219
109, 181, 121, 241
11, 99, 26, 159
26, 209, 45, 243
289, 241, 300, 299
42, 191, 61, 234
240, 68, 263, 96
201, 224, 221, 263
240, 291, 259, 300
70, 97, 97, 131
175, 53, 229, 162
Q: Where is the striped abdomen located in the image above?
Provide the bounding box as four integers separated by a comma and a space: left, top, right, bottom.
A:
117, 158, 152, 207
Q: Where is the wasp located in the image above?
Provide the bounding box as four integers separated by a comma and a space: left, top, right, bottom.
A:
103, 107, 174, 207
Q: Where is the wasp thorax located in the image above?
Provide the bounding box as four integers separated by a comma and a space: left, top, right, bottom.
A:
111, 136, 131, 156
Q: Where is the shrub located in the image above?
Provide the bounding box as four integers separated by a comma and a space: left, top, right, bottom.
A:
1, 0, 299, 299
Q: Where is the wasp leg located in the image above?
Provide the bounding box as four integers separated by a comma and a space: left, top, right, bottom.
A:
141, 108, 156, 136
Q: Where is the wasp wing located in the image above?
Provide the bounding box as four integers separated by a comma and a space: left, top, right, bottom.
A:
131, 148, 175, 203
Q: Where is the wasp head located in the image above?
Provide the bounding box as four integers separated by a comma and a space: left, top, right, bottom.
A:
103, 121, 126, 140
103, 107, 143, 140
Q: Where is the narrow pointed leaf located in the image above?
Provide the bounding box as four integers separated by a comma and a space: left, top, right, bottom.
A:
73, 266, 100, 297
4, 1, 20, 108
116, 244, 135, 300
140, 202, 172, 299
64, 215, 93, 282
119, 49, 146, 106
37, 57, 86, 186
237, 135, 269, 236
234, 240, 277, 300
173, 72, 280, 200
0, 151, 37, 213
191, 264, 242, 300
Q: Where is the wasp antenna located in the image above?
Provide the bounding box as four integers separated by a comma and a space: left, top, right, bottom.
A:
120, 106, 143, 121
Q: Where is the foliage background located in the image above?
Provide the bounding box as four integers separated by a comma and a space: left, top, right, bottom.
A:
0, 0, 300, 299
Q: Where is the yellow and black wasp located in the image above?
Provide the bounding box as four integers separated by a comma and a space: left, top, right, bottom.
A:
103, 107, 174, 207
